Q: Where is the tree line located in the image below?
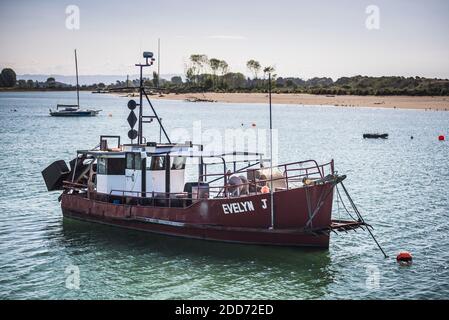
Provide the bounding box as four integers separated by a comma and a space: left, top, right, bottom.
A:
156, 55, 449, 96
2, 62, 449, 96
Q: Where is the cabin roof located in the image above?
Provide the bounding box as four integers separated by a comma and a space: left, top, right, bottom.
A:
76, 149, 264, 158
153, 151, 264, 158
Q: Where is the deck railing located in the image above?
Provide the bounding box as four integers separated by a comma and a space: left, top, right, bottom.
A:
62, 159, 334, 208
200, 159, 334, 198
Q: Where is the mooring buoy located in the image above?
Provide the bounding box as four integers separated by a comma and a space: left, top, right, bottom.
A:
397, 251, 413, 266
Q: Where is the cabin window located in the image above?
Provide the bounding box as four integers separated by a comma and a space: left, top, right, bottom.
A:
171, 156, 186, 170
135, 153, 142, 170
98, 157, 125, 175
126, 153, 133, 169
149, 156, 166, 171
98, 158, 107, 175
107, 158, 126, 175
126, 153, 142, 170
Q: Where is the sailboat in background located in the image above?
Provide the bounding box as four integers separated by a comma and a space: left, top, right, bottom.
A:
49, 50, 101, 117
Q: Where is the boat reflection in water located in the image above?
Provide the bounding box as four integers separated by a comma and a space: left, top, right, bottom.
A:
60, 217, 334, 299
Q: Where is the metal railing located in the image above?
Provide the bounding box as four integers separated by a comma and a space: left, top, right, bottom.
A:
62, 159, 335, 208
200, 159, 334, 198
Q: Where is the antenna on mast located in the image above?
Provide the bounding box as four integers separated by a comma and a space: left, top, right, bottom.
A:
128, 51, 171, 145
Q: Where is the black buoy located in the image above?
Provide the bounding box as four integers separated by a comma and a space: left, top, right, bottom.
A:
363, 133, 389, 139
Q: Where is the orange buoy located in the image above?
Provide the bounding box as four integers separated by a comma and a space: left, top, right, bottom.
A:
396, 251, 413, 265
438, 135, 445, 141
261, 186, 270, 194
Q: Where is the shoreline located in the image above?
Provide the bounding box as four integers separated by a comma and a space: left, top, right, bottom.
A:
147, 92, 449, 111
2, 89, 449, 110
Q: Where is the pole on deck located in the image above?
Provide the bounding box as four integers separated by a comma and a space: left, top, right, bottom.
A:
269, 73, 275, 229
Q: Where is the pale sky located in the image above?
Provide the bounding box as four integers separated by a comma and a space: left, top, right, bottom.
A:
1, 0, 449, 79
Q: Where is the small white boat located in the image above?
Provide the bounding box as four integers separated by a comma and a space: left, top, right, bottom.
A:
50, 50, 101, 117
49, 104, 101, 117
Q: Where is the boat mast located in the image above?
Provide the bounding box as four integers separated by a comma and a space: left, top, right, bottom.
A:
269, 72, 275, 229
135, 52, 171, 145
74, 49, 80, 109
157, 38, 160, 89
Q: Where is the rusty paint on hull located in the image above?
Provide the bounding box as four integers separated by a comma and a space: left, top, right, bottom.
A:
61, 183, 335, 247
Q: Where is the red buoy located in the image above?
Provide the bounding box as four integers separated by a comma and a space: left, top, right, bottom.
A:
397, 251, 413, 265
439, 135, 445, 141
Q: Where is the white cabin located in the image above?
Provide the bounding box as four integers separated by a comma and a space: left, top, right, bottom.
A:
95, 142, 191, 197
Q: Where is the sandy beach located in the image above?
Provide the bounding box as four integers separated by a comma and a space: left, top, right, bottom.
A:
140, 92, 449, 111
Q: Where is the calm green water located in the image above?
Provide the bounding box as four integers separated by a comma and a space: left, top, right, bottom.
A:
0, 91, 448, 299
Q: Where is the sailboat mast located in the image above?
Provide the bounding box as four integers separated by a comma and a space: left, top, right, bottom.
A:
74, 49, 80, 108
157, 38, 160, 89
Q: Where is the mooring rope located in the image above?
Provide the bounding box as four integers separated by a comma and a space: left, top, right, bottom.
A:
338, 181, 389, 259
335, 185, 358, 222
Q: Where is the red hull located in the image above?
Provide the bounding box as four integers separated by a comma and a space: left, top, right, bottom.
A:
61, 183, 335, 248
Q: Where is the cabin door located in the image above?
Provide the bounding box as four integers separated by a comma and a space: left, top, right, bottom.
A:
147, 155, 166, 194
125, 153, 142, 196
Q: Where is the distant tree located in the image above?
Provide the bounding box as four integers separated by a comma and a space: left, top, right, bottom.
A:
218, 60, 229, 75
203, 77, 213, 90
152, 71, 159, 87
246, 60, 261, 79
285, 79, 294, 87
209, 58, 220, 73
171, 76, 183, 85
209, 58, 221, 89
0, 68, 17, 87
218, 60, 229, 88
335, 77, 351, 86
45, 77, 56, 88
189, 54, 208, 84
17, 79, 27, 88
263, 66, 275, 79
185, 67, 195, 84
223, 72, 246, 90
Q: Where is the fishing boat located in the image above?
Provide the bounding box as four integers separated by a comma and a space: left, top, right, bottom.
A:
49, 50, 101, 117
42, 52, 386, 252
